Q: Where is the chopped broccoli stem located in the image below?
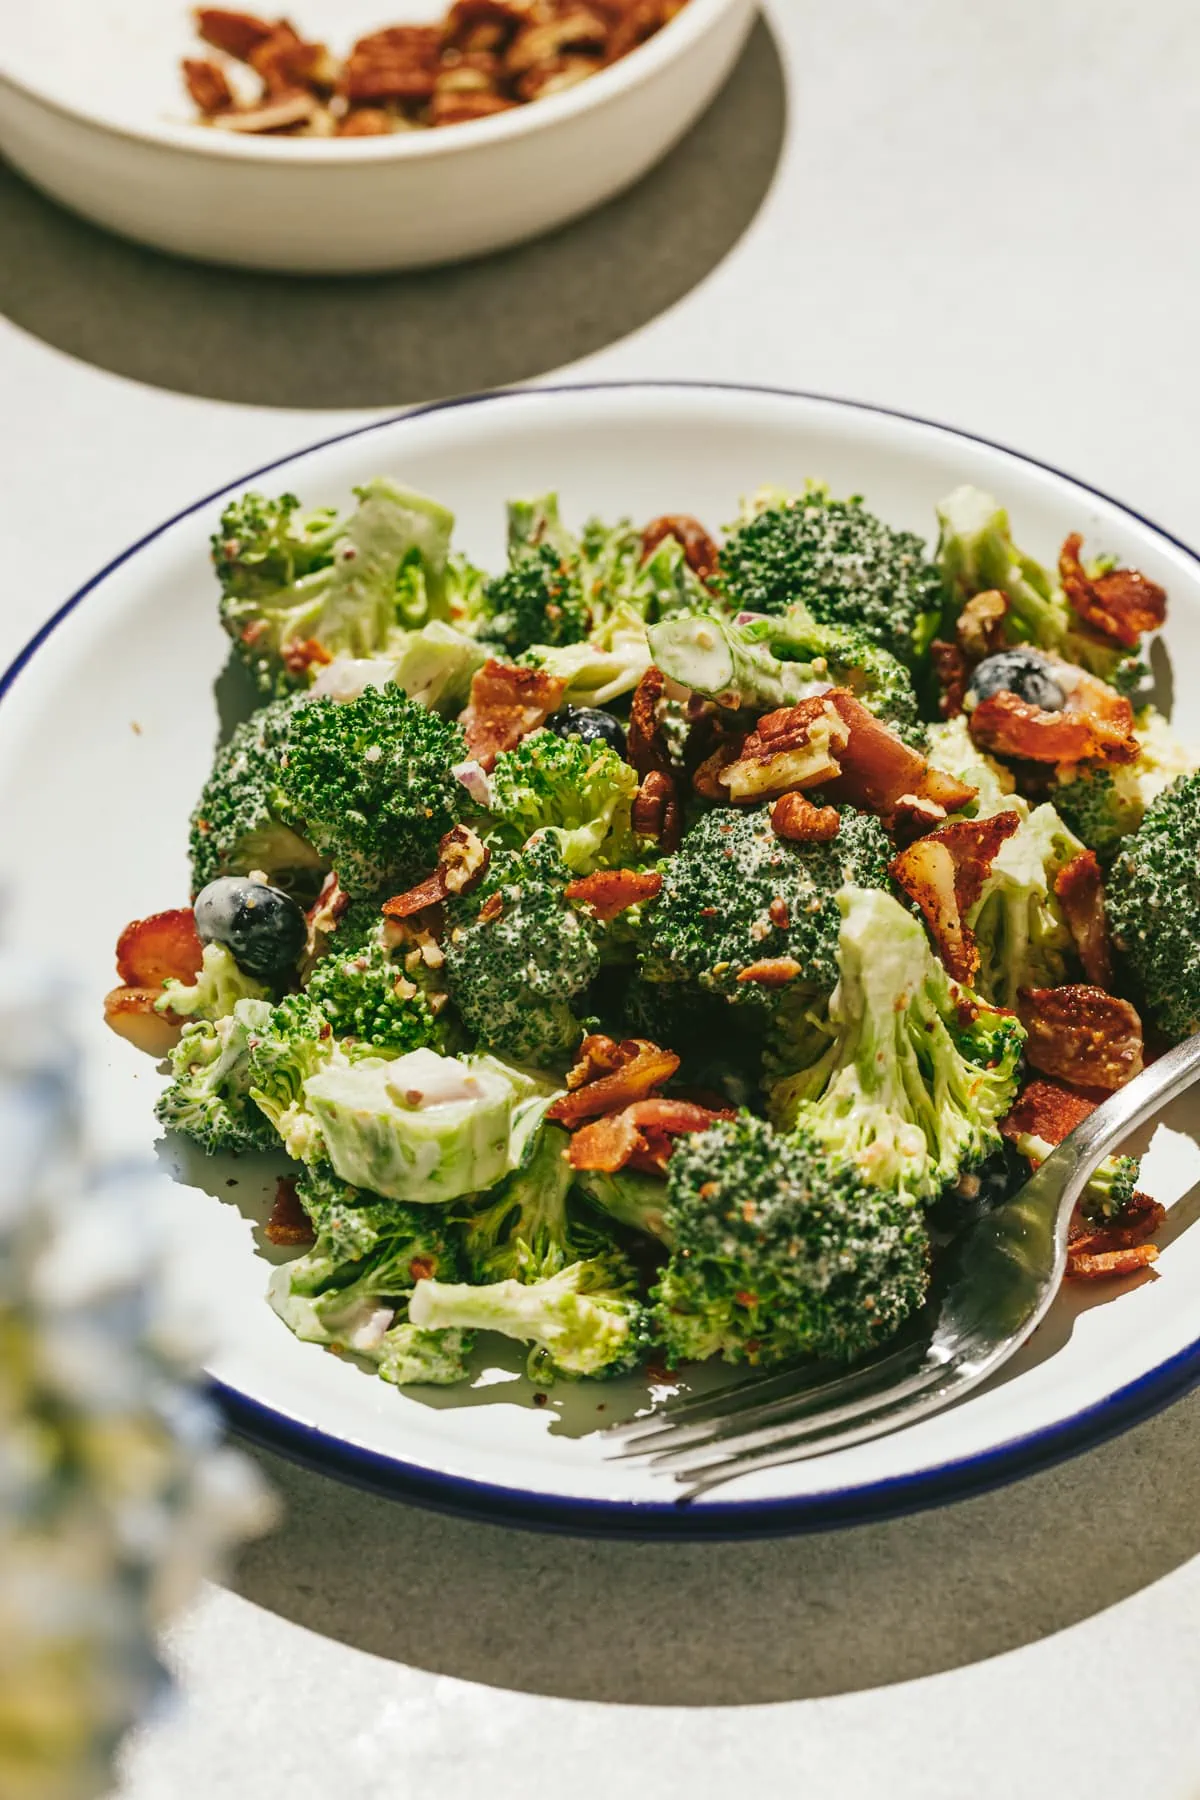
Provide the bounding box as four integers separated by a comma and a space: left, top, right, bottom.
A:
157, 942, 269, 1023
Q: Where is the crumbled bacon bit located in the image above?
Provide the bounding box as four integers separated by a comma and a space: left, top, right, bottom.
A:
1066, 1244, 1158, 1281
566, 1095, 733, 1173
478, 891, 504, 925
818, 690, 977, 819
116, 909, 205, 988
968, 689, 1140, 767
1060, 534, 1167, 650
183, 56, 235, 112
1053, 849, 1114, 988
735, 957, 804, 988
281, 636, 333, 675
566, 1108, 642, 1172
461, 659, 567, 770
768, 897, 791, 929
265, 1177, 316, 1246
1001, 1077, 1104, 1148
408, 1254, 437, 1282
564, 1033, 628, 1091
382, 826, 490, 919
1069, 1191, 1166, 1257
632, 770, 683, 853
889, 811, 1020, 983
563, 867, 663, 922
769, 791, 841, 844
548, 1038, 681, 1128
640, 514, 719, 584
1017, 985, 1144, 1091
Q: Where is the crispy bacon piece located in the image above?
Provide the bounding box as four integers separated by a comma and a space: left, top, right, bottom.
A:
968, 690, 1139, 767
1054, 849, 1114, 988
632, 770, 683, 853
563, 867, 662, 922
1066, 1244, 1158, 1281
194, 7, 274, 60
281, 636, 333, 675
548, 1039, 681, 1128
265, 1177, 316, 1247
1060, 534, 1167, 649
627, 666, 673, 777
1017, 985, 1144, 1091
567, 1097, 733, 1173
770, 791, 841, 844
183, 56, 235, 112
1001, 1076, 1103, 1148
736, 957, 804, 988
640, 514, 719, 584
565, 1033, 628, 1090
116, 909, 205, 988
103, 987, 185, 1058
889, 812, 1020, 983
461, 660, 567, 771
382, 826, 490, 919
1069, 1191, 1166, 1257
818, 690, 977, 819
718, 697, 847, 804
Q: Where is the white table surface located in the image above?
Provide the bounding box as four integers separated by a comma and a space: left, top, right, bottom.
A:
5, 3, 1200, 1795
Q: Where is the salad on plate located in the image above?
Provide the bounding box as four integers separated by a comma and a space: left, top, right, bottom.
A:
104, 473, 1200, 1397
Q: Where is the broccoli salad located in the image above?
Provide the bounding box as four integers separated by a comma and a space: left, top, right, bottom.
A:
104, 475, 1195, 1392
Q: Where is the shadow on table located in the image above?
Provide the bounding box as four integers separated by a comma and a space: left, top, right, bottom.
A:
0, 18, 784, 409
231, 1380, 1200, 1706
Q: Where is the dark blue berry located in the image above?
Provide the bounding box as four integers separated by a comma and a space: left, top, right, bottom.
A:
968, 649, 1066, 712
194, 877, 307, 980
546, 706, 628, 758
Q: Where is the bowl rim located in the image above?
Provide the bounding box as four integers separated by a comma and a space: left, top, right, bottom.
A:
0, 0, 746, 164
5, 377, 1200, 1538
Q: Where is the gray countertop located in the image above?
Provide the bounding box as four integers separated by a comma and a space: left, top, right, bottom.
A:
4, 2, 1200, 1794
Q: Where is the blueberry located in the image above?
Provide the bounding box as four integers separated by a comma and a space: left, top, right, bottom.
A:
546, 706, 628, 758
968, 649, 1066, 712
194, 878, 307, 980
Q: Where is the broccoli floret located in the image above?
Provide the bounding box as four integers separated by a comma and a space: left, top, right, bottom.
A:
1010, 1131, 1140, 1227
154, 997, 277, 1153
768, 888, 1025, 1204
246, 991, 336, 1161
276, 685, 465, 897
650, 1113, 930, 1368
639, 805, 891, 1012
717, 486, 942, 668
409, 1251, 647, 1384
478, 542, 589, 658
648, 603, 925, 747
459, 1104, 577, 1282
486, 730, 640, 873
1107, 770, 1200, 1038
1052, 707, 1199, 860
189, 695, 325, 898
156, 942, 270, 1023
968, 798, 1081, 1010
377, 1321, 474, 1387
521, 603, 653, 707
443, 836, 602, 1068
578, 515, 709, 628
935, 486, 1147, 693
215, 480, 455, 696
573, 1167, 671, 1244
304, 900, 451, 1055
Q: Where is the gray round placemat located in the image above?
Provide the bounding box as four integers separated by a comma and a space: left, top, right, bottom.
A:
0, 18, 784, 408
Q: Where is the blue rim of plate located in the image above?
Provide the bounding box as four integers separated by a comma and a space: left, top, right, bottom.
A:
7, 379, 1200, 1539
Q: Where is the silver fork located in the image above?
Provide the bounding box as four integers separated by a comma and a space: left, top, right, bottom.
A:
608, 1031, 1200, 1502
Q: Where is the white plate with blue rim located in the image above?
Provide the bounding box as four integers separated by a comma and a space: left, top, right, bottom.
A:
5, 381, 1200, 1537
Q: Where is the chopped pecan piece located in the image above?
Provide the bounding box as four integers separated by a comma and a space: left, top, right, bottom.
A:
956, 588, 1010, 660
930, 638, 969, 719
548, 1039, 680, 1127
735, 957, 804, 988
1017, 984, 1144, 1091
627, 666, 673, 777
116, 909, 205, 988
891, 794, 949, 841
343, 25, 443, 102
248, 20, 336, 93
563, 867, 663, 922
1060, 534, 1167, 649
606, 0, 681, 59
640, 514, 719, 584
770, 791, 841, 844
719, 697, 848, 804
461, 659, 567, 770
212, 91, 320, 131
183, 56, 235, 113
1066, 1244, 1158, 1281
265, 1177, 316, 1247
444, 0, 530, 49
632, 770, 683, 853
968, 689, 1139, 767
505, 8, 608, 72
431, 89, 517, 122
889, 811, 1020, 983
382, 826, 490, 919
194, 7, 275, 60
336, 106, 394, 135
1053, 849, 1114, 988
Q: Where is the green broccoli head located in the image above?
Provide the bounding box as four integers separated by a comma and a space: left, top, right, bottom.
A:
651, 1113, 930, 1368
215, 479, 455, 696
304, 899, 453, 1055
648, 603, 925, 747
478, 542, 590, 658
767, 888, 1025, 1204
189, 695, 326, 898
1107, 770, 1200, 1039
639, 804, 892, 1012
1052, 708, 1199, 861
967, 799, 1081, 1010
276, 685, 466, 897
486, 729, 640, 873
156, 942, 270, 1023
1012, 1131, 1140, 1227
408, 1251, 648, 1384
154, 997, 277, 1154
443, 835, 602, 1068
935, 485, 1147, 693
717, 486, 942, 668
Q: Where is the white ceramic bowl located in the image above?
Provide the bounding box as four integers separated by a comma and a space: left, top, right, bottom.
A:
0, 0, 755, 273
5, 382, 1200, 1537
